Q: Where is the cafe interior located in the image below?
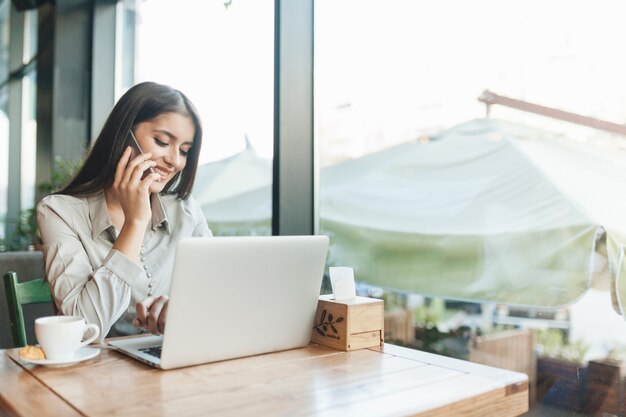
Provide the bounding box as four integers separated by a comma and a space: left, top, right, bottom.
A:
2, 0, 626, 416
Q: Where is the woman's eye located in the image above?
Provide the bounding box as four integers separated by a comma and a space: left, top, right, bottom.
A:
154, 138, 167, 147
180, 149, 189, 157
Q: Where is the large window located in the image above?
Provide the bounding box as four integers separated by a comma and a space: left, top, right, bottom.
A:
0, 4, 37, 250
133, 0, 274, 236
316, 1, 626, 414
20, 9, 37, 226
0, 0, 9, 240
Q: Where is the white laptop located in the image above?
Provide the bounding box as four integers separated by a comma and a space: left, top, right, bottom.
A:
108, 235, 329, 370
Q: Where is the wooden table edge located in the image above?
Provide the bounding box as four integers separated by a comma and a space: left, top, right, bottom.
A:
423, 387, 529, 417
1, 342, 529, 417
369, 344, 529, 385
0, 350, 85, 417
367, 344, 530, 416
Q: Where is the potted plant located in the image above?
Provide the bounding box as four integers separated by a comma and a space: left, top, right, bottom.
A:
535, 329, 590, 412
0, 158, 81, 252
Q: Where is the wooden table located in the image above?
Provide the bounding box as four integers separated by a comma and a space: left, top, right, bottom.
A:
0, 342, 528, 417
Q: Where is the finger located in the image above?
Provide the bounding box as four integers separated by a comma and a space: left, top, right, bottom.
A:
122, 152, 153, 186
141, 172, 162, 192
157, 299, 169, 334
129, 160, 157, 185
147, 296, 167, 335
122, 153, 153, 185
114, 147, 133, 188
135, 296, 155, 327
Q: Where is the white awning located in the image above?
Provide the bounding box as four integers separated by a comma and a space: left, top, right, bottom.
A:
195, 118, 626, 307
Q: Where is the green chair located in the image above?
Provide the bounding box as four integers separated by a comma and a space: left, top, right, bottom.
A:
3, 272, 53, 347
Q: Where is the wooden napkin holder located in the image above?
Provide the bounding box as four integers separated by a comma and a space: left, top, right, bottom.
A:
311, 294, 384, 351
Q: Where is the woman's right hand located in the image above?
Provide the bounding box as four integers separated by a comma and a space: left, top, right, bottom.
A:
134, 295, 169, 335
111, 147, 160, 226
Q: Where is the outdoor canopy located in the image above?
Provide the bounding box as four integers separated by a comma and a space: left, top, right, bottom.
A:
194, 118, 626, 308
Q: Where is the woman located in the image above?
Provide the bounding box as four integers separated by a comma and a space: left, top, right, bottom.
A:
37, 82, 211, 340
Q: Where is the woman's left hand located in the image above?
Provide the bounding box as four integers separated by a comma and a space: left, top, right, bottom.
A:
133, 295, 169, 335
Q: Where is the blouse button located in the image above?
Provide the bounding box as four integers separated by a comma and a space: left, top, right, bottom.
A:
139, 247, 153, 296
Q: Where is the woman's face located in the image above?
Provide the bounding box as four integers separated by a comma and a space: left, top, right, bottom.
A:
133, 112, 195, 194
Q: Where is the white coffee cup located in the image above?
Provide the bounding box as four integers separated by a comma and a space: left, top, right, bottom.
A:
35, 316, 100, 361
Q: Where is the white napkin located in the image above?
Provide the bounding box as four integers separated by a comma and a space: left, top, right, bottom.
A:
329, 267, 356, 300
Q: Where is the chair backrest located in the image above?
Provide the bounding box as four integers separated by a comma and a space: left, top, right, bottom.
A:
3, 272, 53, 347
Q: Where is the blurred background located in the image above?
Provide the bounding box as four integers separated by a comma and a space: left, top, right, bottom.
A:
3, 0, 626, 415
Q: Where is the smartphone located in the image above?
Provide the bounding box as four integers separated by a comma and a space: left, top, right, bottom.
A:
128, 130, 155, 176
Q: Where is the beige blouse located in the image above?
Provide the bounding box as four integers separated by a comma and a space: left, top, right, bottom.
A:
37, 192, 212, 340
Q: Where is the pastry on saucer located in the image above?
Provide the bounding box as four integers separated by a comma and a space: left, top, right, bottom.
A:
19, 345, 46, 360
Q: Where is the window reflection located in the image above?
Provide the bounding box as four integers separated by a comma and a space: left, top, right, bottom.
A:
0, 0, 9, 240
0, 5, 37, 249
316, 1, 626, 415
133, 0, 274, 236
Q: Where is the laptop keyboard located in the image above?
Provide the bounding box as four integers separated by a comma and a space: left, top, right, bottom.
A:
139, 345, 163, 359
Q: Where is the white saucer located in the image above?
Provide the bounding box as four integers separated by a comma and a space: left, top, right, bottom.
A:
20, 347, 100, 367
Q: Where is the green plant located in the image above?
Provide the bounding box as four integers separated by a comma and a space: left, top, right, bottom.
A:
381, 290, 408, 312
37, 157, 83, 196
0, 157, 81, 252
413, 298, 445, 329
536, 328, 590, 365
0, 209, 37, 251
605, 343, 626, 361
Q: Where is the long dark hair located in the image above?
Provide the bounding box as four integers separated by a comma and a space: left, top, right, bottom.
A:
58, 82, 202, 200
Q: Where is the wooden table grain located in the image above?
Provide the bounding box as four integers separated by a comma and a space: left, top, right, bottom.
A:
0, 342, 528, 417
